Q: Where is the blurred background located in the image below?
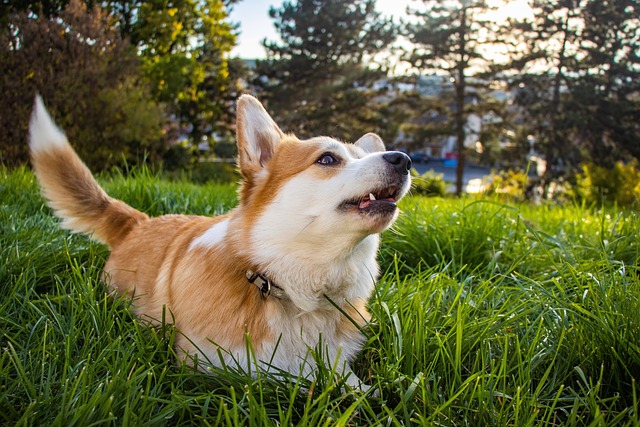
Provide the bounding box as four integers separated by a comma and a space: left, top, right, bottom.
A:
1, 0, 638, 202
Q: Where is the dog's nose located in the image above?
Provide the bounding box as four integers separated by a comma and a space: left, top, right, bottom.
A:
383, 152, 412, 175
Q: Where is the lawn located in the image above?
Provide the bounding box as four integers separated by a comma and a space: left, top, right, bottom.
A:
1, 166, 639, 426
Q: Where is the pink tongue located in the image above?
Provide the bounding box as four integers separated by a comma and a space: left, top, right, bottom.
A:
359, 199, 372, 209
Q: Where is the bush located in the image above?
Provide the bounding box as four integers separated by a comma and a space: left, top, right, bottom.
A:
574, 161, 640, 208
483, 169, 529, 201
162, 142, 198, 172
188, 161, 240, 184
411, 169, 448, 197
163, 142, 240, 184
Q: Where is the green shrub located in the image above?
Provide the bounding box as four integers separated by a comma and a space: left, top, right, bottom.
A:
483, 169, 529, 201
213, 140, 238, 159
163, 148, 240, 184
188, 161, 240, 184
410, 169, 448, 197
575, 161, 640, 208
162, 142, 198, 171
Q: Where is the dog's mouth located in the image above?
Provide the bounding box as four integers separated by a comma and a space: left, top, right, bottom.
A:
340, 186, 400, 214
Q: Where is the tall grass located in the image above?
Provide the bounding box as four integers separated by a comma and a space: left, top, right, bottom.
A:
1, 166, 639, 426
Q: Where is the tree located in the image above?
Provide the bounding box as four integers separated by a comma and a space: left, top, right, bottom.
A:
3, 0, 240, 153
1, 0, 66, 23
507, 0, 640, 187
404, 0, 503, 195
507, 0, 589, 186
253, 0, 397, 142
103, 0, 238, 149
571, 0, 640, 165
0, 0, 166, 170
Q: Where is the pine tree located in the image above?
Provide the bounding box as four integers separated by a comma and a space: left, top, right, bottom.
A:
404, 0, 501, 195
253, 0, 397, 143
508, 0, 640, 183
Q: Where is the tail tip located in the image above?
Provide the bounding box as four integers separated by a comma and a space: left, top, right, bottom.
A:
29, 95, 68, 153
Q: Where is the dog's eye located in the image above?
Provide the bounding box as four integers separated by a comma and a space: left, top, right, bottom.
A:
317, 153, 338, 165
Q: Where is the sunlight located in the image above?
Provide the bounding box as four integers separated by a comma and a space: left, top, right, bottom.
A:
376, 0, 412, 18
490, 0, 534, 22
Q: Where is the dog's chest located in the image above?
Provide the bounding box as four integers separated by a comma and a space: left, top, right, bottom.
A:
261, 302, 366, 371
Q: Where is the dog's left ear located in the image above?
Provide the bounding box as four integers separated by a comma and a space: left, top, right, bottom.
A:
236, 95, 284, 177
355, 133, 385, 153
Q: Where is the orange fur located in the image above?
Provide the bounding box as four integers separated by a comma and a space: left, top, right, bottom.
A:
30, 144, 147, 246
103, 214, 272, 353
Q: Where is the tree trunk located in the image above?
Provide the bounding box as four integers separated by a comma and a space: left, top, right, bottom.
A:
542, 13, 569, 193
455, 6, 468, 196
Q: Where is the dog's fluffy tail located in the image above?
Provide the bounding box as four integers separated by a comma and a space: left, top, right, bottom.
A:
29, 96, 148, 247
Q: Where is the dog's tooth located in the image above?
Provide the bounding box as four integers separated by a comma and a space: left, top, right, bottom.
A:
369, 193, 376, 201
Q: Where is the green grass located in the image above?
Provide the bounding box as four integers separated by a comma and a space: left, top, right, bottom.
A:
1, 165, 639, 426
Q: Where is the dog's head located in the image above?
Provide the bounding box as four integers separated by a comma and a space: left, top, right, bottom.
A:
233, 95, 411, 269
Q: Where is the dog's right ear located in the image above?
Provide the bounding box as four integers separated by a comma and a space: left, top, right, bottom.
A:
236, 95, 284, 178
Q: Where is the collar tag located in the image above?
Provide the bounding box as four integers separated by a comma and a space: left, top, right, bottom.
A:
245, 270, 271, 299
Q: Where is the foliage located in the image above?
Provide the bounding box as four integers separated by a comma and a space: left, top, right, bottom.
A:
116, 0, 239, 148
2, 167, 640, 425
3, 0, 639, 196
163, 131, 239, 182
507, 0, 640, 179
253, 0, 397, 142
0, 0, 67, 22
574, 161, 640, 208
410, 168, 448, 197
187, 161, 240, 185
403, 0, 508, 195
1, 0, 241, 169
162, 141, 199, 172
483, 169, 530, 201
0, 0, 167, 171
570, 0, 640, 164
394, 77, 456, 145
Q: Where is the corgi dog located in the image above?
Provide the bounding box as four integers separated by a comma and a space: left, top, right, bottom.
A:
28, 94, 411, 390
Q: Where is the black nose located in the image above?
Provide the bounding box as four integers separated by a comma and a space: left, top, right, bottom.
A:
382, 152, 412, 175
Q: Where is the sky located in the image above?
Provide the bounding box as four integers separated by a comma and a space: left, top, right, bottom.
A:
228, 0, 413, 59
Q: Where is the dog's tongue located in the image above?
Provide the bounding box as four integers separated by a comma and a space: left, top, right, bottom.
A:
359, 193, 376, 209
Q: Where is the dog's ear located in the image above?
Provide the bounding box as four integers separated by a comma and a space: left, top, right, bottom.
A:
236, 95, 284, 177
354, 133, 385, 154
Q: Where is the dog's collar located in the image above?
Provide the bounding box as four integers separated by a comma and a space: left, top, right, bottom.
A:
245, 269, 286, 300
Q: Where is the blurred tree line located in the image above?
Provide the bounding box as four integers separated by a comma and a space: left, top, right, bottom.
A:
1, 0, 638, 198
1, 0, 241, 170
401, 0, 639, 195
252, 0, 639, 197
